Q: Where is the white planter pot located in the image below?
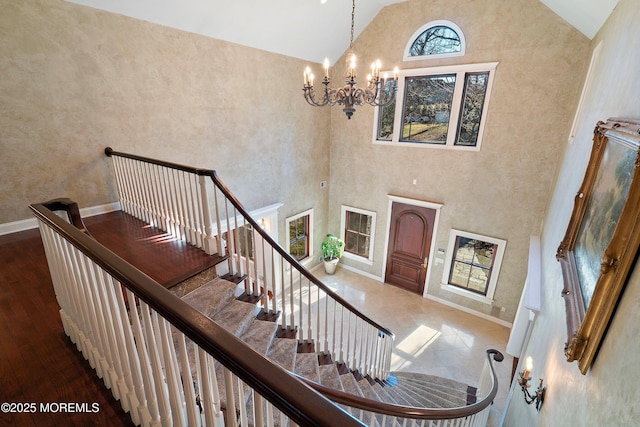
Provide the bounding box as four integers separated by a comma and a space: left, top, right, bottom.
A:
323, 258, 339, 275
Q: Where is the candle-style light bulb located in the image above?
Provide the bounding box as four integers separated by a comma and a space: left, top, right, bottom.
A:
524, 357, 533, 380
393, 66, 399, 81
304, 66, 312, 85
323, 58, 330, 78
350, 54, 356, 78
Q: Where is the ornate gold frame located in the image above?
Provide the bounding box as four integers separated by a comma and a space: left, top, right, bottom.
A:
557, 118, 640, 374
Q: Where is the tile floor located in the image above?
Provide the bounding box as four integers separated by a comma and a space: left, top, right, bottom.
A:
315, 267, 514, 427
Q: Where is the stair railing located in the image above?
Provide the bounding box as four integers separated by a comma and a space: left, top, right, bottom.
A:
105, 147, 396, 380
31, 200, 364, 427
299, 349, 504, 427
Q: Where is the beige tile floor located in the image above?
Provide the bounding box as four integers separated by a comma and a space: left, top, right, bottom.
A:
315, 267, 514, 427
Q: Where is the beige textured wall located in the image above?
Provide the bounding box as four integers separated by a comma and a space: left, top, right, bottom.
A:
504, 0, 640, 425
0, 0, 331, 247
327, 0, 589, 323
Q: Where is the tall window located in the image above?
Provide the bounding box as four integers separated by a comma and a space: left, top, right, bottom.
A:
404, 21, 466, 61
441, 229, 506, 303
286, 209, 313, 261
340, 206, 376, 264
373, 62, 497, 150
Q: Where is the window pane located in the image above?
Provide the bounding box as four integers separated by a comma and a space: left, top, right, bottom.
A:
377, 79, 397, 141
344, 210, 373, 258
455, 72, 489, 146
289, 216, 308, 260
347, 212, 361, 233
473, 241, 496, 268
468, 266, 490, 294
453, 237, 475, 262
345, 230, 359, 253
409, 26, 461, 56
401, 74, 456, 144
357, 235, 370, 258
290, 237, 307, 261
450, 260, 471, 287
450, 236, 497, 294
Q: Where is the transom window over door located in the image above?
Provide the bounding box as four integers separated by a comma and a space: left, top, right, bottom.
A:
373, 62, 497, 150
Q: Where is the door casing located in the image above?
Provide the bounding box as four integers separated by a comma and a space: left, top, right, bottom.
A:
382, 195, 443, 298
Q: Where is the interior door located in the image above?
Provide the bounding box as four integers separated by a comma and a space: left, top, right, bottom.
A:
385, 202, 436, 295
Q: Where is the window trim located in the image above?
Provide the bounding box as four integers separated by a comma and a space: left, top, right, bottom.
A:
440, 229, 506, 304
372, 62, 498, 151
403, 20, 466, 62
285, 209, 314, 263
340, 205, 376, 265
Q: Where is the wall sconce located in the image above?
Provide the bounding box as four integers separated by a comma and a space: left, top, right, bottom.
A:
517, 356, 546, 411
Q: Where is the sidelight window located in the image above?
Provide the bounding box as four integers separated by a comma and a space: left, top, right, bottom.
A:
340, 206, 376, 264
286, 209, 313, 262
441, 229, 506, 303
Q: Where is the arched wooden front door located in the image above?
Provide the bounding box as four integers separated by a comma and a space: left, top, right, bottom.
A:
384, 202, 436, 295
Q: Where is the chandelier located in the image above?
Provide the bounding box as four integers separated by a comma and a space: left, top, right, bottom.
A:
302, 0, 398, 119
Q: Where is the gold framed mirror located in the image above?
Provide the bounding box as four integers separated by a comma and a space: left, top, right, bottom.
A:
557, 118, 640, 374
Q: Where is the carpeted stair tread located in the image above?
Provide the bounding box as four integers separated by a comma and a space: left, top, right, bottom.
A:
294, 353, 320, 382
357, 378, 382, 402
389, 374, 469, 408
382, 383, 428, 408
211, 299, 258, 337
318, 364, 344, 391
170, 266, 222, 297
181, 278, 239, 318
340, 372, 365, 398
394, 383, 464, 408
372, 382, 401, 405
393, 371, 471, 393
266, 338, 298, 372
240, 319, 278, 355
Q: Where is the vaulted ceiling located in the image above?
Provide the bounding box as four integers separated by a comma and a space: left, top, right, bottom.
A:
68, 0, 619, 64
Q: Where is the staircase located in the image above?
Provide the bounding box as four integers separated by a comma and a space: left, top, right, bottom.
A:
31, 148, 503, 427
171, 270, 481, 426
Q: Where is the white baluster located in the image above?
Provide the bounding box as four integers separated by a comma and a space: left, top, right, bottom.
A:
127, 290, 160, 426
223, 369, 238, 427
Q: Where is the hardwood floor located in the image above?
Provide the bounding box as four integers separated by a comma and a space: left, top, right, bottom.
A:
0, 228, 134, 426
83, 211, 223, 288
0, 213, 219, 426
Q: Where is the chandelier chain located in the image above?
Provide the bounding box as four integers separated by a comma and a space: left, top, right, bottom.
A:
350, 0, 355, 48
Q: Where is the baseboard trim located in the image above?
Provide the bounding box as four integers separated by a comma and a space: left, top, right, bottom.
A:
0, 202, 121, 236
425, 294, 513, 328
339, 264, 384, 282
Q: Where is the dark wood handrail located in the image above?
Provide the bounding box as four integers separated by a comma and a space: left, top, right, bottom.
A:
105, 147, 395, 340
297, 349, 504, 420
30, 202, 364, 427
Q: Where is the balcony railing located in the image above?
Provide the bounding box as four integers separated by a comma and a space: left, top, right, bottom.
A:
29, 147, 504, 426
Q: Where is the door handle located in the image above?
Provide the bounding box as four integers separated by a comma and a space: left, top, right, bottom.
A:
421, 257, 428, 268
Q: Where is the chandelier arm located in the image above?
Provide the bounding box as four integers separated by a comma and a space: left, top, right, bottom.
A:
301, 0, 399, 118
303, 85, 329, 107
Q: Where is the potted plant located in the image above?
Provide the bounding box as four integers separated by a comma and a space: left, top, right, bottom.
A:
321, 234, 344, 274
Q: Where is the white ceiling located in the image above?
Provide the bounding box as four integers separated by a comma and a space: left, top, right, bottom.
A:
68, 0, 618, 65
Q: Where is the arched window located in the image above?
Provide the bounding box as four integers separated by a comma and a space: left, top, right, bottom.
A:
404, 20, 465, 61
